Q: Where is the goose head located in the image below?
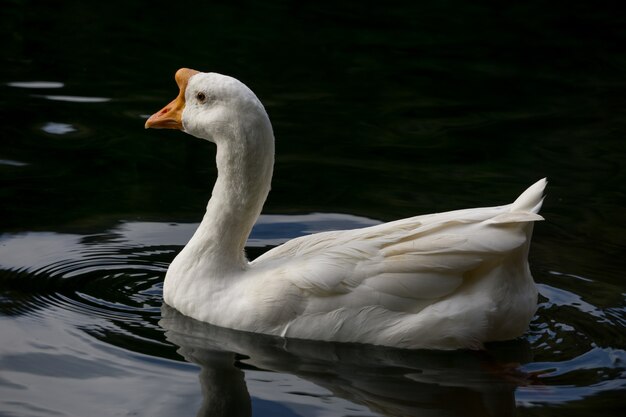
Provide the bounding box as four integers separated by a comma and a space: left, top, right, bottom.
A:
145, 68, 271, 146
144, 69, 275, 255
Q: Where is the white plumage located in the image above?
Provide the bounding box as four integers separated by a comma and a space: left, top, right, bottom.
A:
146, 68, 546, 350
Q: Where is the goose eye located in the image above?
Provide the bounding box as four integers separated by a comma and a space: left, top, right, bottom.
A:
196, 92, 206, 103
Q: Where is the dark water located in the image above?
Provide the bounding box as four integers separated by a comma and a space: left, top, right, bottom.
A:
1, 1, 625, 416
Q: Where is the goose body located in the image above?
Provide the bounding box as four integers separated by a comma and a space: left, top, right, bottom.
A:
146, 69, 546, 350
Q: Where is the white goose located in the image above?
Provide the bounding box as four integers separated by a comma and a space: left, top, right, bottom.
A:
146, 68, 546, 350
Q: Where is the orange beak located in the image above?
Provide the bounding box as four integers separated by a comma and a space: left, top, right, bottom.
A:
145, 68, 200, 129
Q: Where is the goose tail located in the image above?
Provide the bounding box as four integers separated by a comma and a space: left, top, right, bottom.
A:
487, 179, 547, 225
511, 178, 547, 214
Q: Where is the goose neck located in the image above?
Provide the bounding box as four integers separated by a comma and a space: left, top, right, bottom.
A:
192, 125, 274, 272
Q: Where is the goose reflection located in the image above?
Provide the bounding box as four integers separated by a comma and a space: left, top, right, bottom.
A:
160, 304, 533, 417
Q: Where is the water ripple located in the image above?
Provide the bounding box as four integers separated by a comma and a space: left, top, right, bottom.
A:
0, 214, 379, 343
33, 94, 111, 103
0, 216, 624, 414
0, 229, 168, 332
7, 81, 64, 89
41, 122, 76, 135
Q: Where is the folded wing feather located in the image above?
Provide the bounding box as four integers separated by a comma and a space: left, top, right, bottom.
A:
252, 202, 542, 311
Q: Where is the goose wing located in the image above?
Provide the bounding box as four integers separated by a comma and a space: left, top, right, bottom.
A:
252, 203, 542, 309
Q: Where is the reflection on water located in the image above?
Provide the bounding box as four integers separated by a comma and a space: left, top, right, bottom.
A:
161, 304, 523, 417
6, 81, 65, 89
41, 122, 76, 135
0, 159, 28, 167
34, 94, 112, 103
